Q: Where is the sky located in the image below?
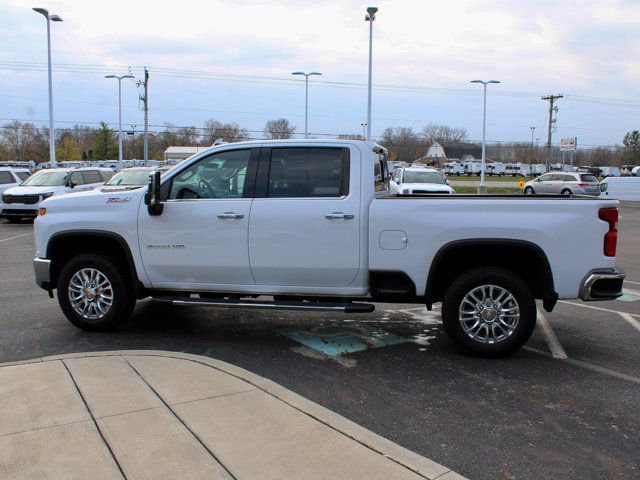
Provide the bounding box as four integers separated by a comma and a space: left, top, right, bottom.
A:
1, 0, 639, 148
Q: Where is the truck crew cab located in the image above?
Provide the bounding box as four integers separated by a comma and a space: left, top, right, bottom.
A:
33, 140, 625, 357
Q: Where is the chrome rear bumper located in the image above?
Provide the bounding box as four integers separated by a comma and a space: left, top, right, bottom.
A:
579, 268, 625, 301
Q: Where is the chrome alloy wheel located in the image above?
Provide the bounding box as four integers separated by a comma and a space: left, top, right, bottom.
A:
68, 268, 114, 320
458, 284, 520, 344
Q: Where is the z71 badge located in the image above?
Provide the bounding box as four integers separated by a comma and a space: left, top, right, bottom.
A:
106, 197, 132, 203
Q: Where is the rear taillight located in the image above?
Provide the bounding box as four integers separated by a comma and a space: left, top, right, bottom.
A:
578, 183, 588, 187
599, 208, 618, 257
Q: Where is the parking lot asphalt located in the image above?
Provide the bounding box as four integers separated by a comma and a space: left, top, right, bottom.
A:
1, 203, 639, 480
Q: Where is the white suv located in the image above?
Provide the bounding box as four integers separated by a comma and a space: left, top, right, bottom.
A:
389, 166, 455, 195
0, 168, 31, 195
1, 167, 113, 222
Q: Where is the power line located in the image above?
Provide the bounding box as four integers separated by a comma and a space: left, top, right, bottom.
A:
2, 60, 640, 107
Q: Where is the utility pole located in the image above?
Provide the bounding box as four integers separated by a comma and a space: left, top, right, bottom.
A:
542, 94, 563, 171
137, 68, 149, 165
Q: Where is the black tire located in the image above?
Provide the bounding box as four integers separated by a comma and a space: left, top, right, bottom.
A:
57, 253, 136, 331
561, 188, 572, 196
441, 267, 536, 357
524, 186, 535, 195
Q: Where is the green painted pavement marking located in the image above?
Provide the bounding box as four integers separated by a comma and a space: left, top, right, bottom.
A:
618, 288, 640, 302
280, 325, 408, 356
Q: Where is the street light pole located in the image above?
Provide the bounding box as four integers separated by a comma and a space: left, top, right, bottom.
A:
361, 123, 367, 139
291, 71, 322, 139
530, 126, 535, 167
365, 7, 378, 141
470, 79, 500, 194
33, 8, 62, 168
105, 75, 134, 161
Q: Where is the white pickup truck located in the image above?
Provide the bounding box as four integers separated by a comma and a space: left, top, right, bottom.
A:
33, 140, 625, 357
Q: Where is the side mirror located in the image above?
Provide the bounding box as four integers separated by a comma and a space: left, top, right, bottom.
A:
446, 179, 450, 185
65, 178, 75, 188
145, 171, 164, 216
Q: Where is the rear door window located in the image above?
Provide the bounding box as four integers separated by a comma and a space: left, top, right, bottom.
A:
563, 175, 577, 182
267, 147, 348, 198
0, 172, 13, 184
82, 170, 102, 184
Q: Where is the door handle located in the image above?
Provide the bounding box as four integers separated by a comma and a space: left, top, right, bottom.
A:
324, 212, 354, 220
217, 212, 244, 220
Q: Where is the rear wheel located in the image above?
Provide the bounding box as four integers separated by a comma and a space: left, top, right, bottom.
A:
561, 188, 572, 196
57, 253, 136, 331
441, 267, 536, 357
524, 186, 535, 195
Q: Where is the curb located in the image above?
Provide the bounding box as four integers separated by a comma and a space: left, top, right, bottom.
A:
1, 350, 465, 480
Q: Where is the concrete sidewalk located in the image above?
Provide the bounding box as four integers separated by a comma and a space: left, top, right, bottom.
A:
0, 351, 465, 480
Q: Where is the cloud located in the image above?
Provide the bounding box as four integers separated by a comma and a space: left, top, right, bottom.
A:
1, 0, 639, 145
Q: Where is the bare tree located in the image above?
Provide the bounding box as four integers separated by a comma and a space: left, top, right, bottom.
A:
421, 123, 468, 146
202, 119, 249, 144
176, 126, 200, 145
1, 121, 37, 162
264, 118, 296, 139
379, 127, 424, 162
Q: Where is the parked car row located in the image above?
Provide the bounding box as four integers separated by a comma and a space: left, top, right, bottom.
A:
0, 166, 166, 222
2, 160, 639, 224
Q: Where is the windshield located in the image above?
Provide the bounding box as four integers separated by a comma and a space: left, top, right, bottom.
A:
402, 171, 446, 184
21, 170, 68, 186
104, 170, 152, 186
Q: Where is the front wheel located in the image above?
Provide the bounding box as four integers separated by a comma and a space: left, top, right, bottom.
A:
441, 267, 536, 357
57, 253, 136, 331
524, 186, 535, 195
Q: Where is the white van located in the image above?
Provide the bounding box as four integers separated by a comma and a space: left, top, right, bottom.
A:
600, 176, 640, 201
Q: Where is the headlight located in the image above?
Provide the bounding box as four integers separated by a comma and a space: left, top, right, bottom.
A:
41, 192, 54, 200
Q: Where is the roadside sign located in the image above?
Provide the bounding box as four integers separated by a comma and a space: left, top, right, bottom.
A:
560, 137, 577, 151
519, 178, 525, 189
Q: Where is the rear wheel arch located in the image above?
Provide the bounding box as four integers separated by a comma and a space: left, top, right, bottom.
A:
425, 239, 557, 312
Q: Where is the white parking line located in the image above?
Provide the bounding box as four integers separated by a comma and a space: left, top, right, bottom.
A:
624, 280, 640, 285
0, 232, 32, 243
618, 311, 640, 334
558, 300, 640, 318
524, 346, 640, 386
536, 309, 568, 359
